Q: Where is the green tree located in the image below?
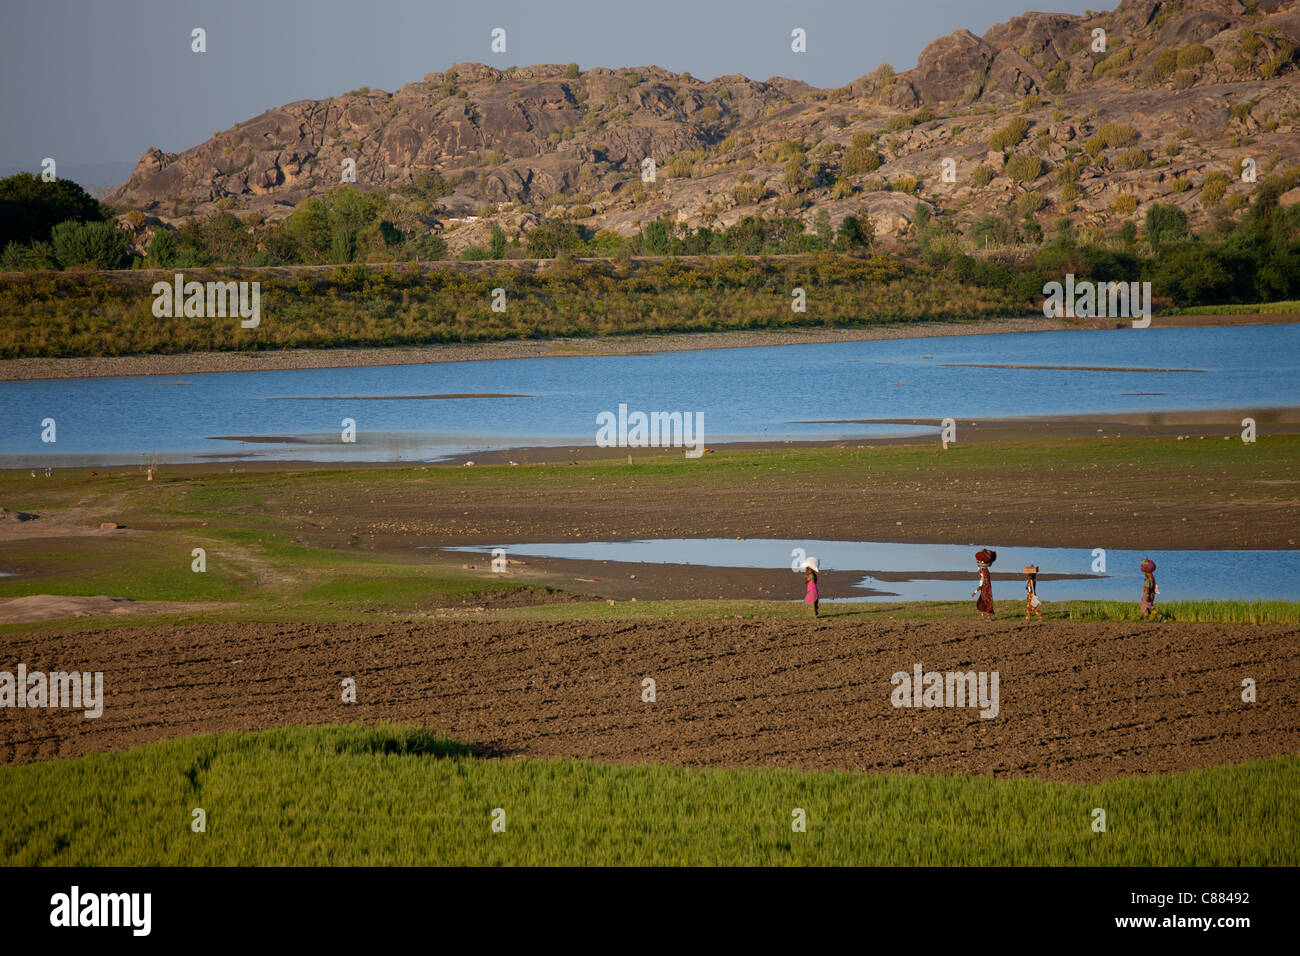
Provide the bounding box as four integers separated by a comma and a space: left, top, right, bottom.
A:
490, 224, 507, 259
0, 240, 57, 270
50, 220, 127, 269
837, 215, 873, 252
1144, 203, 1189, 251
639, 220, 671, 255
406, 232, 447, 261
146, 228, 178, 265
283, 199, 332, 263
0, 172, 104, 248
812, 208, 832, 244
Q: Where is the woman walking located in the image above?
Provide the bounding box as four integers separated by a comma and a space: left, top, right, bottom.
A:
1023, 565, 1043, 621
1140, 558, 1162, 621
802, 557, 821, 618
973, 549, 996, 620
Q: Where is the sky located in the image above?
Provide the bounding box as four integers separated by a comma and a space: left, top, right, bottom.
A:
0, 0, 1101, 181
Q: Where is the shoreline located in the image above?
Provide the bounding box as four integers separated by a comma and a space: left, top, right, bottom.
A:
2, 312, 1295, 382
4, 406, 1298, 473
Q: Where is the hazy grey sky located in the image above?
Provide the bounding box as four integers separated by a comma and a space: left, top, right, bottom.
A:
1, 0, 1100, 172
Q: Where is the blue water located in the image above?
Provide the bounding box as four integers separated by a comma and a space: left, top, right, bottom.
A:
2, 324, 1297, 465
447, 539, 1300, 603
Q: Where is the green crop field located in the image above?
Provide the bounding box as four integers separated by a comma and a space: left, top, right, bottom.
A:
2, 724, 1295, 866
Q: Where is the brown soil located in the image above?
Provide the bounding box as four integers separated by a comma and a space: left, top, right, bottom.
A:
2, 618, 1295, 781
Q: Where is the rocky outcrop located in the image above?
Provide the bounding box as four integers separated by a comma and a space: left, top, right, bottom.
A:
107, 0, 1300, 244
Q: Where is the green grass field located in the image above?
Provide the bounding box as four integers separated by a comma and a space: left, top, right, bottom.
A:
1165, 300, 1300, 315
2, 724, 1294, 866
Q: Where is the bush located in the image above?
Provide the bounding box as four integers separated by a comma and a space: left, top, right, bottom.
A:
525, 220, 588, 258
989, 116, 1031, 151
1152, 50, 1179, 79
0, 240, 57, 270
1094, 46, 1133, 78
50, 220, 127, 269
146, 228, 178, 265
783, 159, 809, 190
971, 165, 994, 187
406, 233, 447, 261
1084, 122, 1139, 156
1261, 41, 1297, 78
1017, 191, 1046, 216
1112, 193, 1138, 215
842, 144, 882, 176
1176, 44, 1214, 69
1201, 170, 1230, 206
564, 62, 580, 78
1060, 182, 1081, 201
891, 176, 918, 194
1115, 148, 1150, 170
1005, 154, 1044, 183
732, 182, 768, 205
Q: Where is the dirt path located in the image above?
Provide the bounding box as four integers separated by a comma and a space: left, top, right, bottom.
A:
2, 618, 1295, 781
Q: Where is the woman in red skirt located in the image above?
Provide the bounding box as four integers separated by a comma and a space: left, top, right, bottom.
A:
973, 549, 996, 620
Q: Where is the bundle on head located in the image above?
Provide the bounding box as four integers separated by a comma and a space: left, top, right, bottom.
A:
1140, 558, 1156, 573
1023, 565, 1038, 575
976, 548, 997, 565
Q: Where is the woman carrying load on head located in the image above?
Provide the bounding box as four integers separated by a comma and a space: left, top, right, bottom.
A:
1024, 565, 1043, 622
973, 548, 996, 620
801, 556, 821, 618
1139, 557, 1162, 622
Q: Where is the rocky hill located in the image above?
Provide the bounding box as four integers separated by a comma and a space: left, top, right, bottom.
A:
109, 0, 1300, 253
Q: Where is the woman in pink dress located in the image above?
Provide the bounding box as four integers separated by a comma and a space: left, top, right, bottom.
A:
803, 559, 820, 618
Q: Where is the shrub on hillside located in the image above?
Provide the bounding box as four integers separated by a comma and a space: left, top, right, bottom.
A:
1005, 154, 1044, 183
989, 116, 1031, 151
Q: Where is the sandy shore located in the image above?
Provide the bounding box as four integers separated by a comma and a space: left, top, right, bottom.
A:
3, 312, 1294, 381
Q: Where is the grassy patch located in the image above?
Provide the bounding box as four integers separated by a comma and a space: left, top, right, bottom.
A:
2, 725, 1295, 866
1067, 600, 1300, 625
1163, 300, 1300, 315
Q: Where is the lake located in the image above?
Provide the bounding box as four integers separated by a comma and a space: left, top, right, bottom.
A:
2, 323, 1297, 466
447, 538, 1300, 603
